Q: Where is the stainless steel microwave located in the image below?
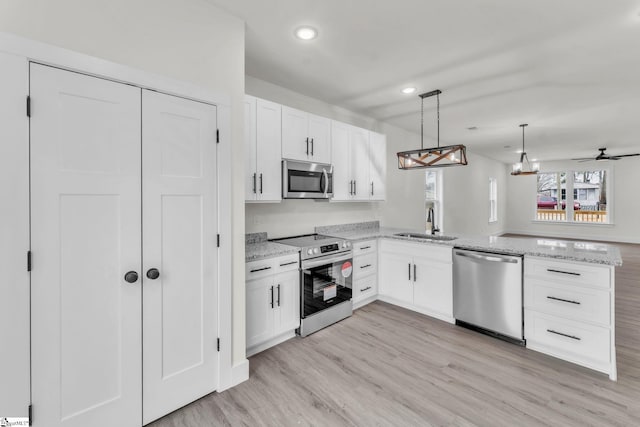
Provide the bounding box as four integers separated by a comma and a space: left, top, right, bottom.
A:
282, 159, 333, 199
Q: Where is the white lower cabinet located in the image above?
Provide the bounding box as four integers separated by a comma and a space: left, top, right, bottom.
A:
524, 256, 616, 380
246, 254, 300, 356
378, 239, 453, 323
352, 240, 378, 308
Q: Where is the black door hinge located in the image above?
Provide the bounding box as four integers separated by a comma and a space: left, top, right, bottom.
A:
217, 338, 220, 352
28, 404, 32, 425
26, 96, 31, 117
216, 129, 220, 143
217, 234, 220, 247
27, 251, 32, 272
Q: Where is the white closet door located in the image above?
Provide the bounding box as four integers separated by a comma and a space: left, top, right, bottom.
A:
30, 64, 142, 427
141, 90, 218, 424
0, 52, 29, 418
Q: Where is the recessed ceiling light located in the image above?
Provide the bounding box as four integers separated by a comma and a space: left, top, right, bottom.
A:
295, 26, 317, 40
401, 87, 416, 94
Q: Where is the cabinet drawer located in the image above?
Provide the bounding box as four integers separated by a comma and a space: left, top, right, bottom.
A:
353, 239, 377, 256
525, 278, 610, 326
354, 275, 377, 302
381, 239, 452, 263
525, 310, 610, 368
353, 253, 377, 277
525, 257, 611, 289
246, 254, 299, 279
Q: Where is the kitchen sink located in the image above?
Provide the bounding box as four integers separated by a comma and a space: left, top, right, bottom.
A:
393, 232, 457, 241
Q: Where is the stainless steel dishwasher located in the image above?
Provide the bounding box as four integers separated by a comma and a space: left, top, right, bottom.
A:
453, 248, 524, 344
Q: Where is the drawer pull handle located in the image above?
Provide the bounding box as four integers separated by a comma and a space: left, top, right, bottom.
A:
547, 268, 581, 276
360, 246, 371, 250
250, 266, 272, 273
270, 285, 274, 308
547, 296, 581, 305
360, 264, 372, 269
547, 329, 581, 341
360, 286, 372, 292
279, 261, 298, 267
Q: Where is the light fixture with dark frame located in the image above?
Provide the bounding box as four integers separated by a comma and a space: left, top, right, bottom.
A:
397, 89, 468, 170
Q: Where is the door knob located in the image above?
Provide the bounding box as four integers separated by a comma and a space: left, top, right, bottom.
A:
124, 271, 139, 283
146, 268, 160, 280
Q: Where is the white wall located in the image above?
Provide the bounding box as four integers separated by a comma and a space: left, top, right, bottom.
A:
0, 0, 248, 365
442, 152, 508, 236
506, 159, 640, 243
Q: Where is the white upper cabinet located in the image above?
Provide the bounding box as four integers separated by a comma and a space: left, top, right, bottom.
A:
282, 106, 330, 164
369, 131, 387, 201
330, 121, 352, 200
245, 96, 282, 202
331, 122, 386, 201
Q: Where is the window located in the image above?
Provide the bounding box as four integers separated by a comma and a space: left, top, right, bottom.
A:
425, 170, 443, 233
536, 169, 610, 224
489, 177, 498, 223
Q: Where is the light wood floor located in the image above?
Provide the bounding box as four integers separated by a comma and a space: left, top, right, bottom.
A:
150, 241, 640, 427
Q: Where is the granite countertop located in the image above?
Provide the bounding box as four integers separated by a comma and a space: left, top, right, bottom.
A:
317, 222, 623, 266
245, 232, 299, 262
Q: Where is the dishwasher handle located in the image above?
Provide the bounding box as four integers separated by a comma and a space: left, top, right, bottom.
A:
454, 250, 520, 264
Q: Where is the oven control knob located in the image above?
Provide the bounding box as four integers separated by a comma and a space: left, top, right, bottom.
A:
307, 249, 313, 255
313, 248, 319, 254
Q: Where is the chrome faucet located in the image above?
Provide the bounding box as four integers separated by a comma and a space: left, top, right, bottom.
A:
427, 207, 440, 235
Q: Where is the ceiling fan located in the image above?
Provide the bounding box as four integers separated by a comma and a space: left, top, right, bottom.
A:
571, 147, 640, 162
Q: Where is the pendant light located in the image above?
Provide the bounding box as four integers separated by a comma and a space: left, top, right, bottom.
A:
397, 89, 468, 169
510, 124, 540, 176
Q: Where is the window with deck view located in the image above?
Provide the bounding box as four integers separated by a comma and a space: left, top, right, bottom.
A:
425, 170, 443, 233
536, 169, 609, 224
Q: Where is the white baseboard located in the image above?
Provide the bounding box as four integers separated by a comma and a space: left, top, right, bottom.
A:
226, 359, 249, 391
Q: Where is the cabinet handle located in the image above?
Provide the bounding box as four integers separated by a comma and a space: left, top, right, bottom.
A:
360, 264, 372, 269
408, 263, 411, 281
252, 173, 256, 194
305, 137, 309, 155
354, 180, 357, 195
270, 285, 274, 308
360, 246, 371, 250
547, 296, 581, 305
250, 266, 272, 273
349, 180, 353, 195
311, 138, 314, 156
279, 261, 298, 267
277, 284, 281, 306
413, 264, 416, 282
360, 286, 372, 292
371, 182, 374, 196
547, 268, 581, 277
547, 329, 581, 341
259, 173, 263, 194
146, 268, 160, 280
124, 271, 139, 284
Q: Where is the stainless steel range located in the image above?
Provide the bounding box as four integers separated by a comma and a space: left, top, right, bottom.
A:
271, 234, 353, 336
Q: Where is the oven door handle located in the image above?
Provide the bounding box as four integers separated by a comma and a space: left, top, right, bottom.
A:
302, 252, 352, 269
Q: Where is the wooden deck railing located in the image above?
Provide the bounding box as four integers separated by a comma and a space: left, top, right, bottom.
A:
536, 210, 607, 223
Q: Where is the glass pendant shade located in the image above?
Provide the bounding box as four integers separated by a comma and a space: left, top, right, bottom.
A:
510, 124, 540, 176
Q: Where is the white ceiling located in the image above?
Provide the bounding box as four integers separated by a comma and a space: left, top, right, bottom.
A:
208, 0, 640, 163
